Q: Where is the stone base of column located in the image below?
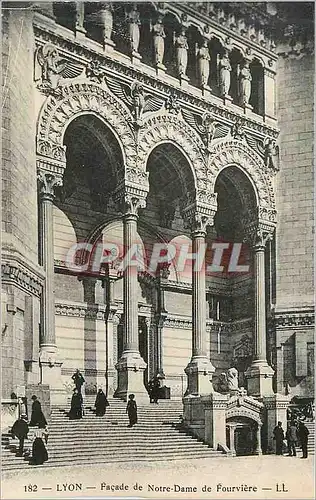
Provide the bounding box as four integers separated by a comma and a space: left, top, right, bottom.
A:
245, 360, 274, 397
39, 349, 66, 406
263, 393, 290, 453
184, 356, 215, 396
114, 351, 149, 404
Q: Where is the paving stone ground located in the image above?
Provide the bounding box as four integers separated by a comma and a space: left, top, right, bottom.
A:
2, 454, 314, 500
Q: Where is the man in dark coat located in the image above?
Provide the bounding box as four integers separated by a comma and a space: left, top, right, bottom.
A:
273, 421, 285, 455
11, 414, 29, 456
126, 394, 137, 427
71, 369, 85, 394
29, 395, 47, 428
297, 421, 309, 458
286, 420, 297, 456
95, 389, 109, 416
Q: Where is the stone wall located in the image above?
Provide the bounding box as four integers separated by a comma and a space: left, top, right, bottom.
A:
275, 53, 314, 396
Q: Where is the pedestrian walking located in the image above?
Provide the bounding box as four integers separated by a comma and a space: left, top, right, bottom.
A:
95, 389, 109, 416
71, 369, 85, 394
126, 394, 137, 427
69, 388, 83, 419
11, 414, 29, 456
29, 395, 47, 428
297, 421, 309, 458
31, 425, 48, 465
273, 421, 285, 455
286, 420, 297, 456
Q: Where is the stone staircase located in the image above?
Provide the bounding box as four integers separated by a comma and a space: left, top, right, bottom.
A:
305, 421, 315, 455
2, 397, 224, 471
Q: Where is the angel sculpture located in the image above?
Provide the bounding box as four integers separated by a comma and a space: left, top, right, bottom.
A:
182, 108, 230, 151
245, 135, 280, 172
105, 77, 164, 127
35, 44, 84, 91
264, 138, 280, 172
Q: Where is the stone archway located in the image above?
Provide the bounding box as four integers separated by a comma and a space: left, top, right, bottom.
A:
209, 140, 276, 225
138, 113, 216, 208
36, 82, 139, 186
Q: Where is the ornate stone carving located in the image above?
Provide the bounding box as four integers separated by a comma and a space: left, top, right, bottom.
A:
264, 138, 280, 173
231, 118, 246, 141
86, 60, 106, 83
138, 113, 212, 206
34, 26, 279, 140
35, 43, 84, 93
37, 171, 63, 201
165, 93, 181, 114
182, 205, 216, 234
174, 27, 189, 79
37, 82, 137, 183
114, 188, 147, 216
218, 49, 232, 97
1, 260, 43, 298
105, 77, 164, 127
181, 109, 230, 151
274, 310, 314, 328
151, 14, 166, 69
196, 39, 210, 89
126, 4, 141, 56
238, 58, 252, 106
208, 140, 276, 223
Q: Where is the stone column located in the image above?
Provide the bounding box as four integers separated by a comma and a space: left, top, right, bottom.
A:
183, 210, 215, 395
263, 66, 276, 122
255, 423, 263, 455
74, 2, 86, 37
37, 171, 64, 405
114, 194, 149, 403
245, 225, 274, 397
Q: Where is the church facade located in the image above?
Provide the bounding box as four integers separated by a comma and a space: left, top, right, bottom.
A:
1, 1, 314, 449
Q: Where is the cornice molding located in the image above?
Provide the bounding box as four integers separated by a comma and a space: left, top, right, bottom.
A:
1, 257, 44, 297
274, 309, 314, 328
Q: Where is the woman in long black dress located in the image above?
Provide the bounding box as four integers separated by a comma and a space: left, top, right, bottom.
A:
31, 426, 48, 465
126, 394, 137, 427
95, 389, 109, 416
29, 395, 47, 428
69, 389, 83, 420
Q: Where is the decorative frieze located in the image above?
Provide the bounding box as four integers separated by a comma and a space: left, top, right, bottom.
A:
274, 310, 315, 328
1, 260, 44, 298
55, 302, 107, 321
33, 25, 279, 141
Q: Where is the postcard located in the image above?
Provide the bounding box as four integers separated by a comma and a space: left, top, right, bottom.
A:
1, 1, 314, 499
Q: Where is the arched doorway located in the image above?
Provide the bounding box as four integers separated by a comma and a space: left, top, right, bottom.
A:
226, 416, 262, 456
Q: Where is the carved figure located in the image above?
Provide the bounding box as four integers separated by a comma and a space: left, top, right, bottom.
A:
98, 4, 113, 43
174, 28, 188, 78
131, 82, 145, 123
238, 59, 252, 106
126, 4, 141, 55
151, 15, 166, 67
165, 93, 180, 114
196, 39, 210, 88
105, 76, 164, 127
202, 112, 216, 150
227, 367, 239, 391
36, 44, 84, 90
218, 49, 231, 96
264, 138, 280, 172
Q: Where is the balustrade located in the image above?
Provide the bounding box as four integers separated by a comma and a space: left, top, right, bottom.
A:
48, 2, 275, 118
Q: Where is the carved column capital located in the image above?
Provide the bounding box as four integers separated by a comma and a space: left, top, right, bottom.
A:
114, 185, 147, 217
37, 171, 63, 201
182, 203, 216, 236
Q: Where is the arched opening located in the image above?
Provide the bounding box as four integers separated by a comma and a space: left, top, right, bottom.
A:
53, 113, 124, 396
208, 166, 257, 381
226, 416, 260, 456
250, 58, 264, 115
